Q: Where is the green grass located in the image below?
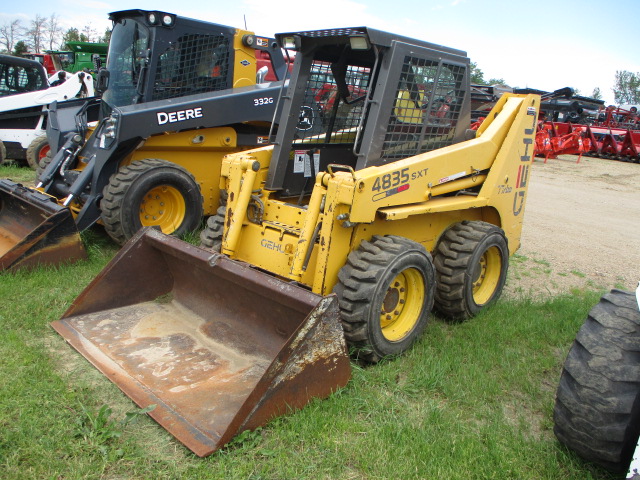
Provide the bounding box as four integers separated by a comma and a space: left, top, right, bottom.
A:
0, 162, 36, 185
0, 234, 614, 479
0, 166, 618, 478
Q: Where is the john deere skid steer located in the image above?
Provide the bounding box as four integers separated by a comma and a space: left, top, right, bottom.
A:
52, 28, 540, 455
0, 9, 288, 271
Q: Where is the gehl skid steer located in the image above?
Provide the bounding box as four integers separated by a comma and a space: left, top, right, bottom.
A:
52, 27, 540, 456
0, 9, 287, 271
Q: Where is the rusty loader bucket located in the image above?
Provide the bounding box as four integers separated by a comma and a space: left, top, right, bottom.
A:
51, 227, 351, 456
0, 180, 86, 272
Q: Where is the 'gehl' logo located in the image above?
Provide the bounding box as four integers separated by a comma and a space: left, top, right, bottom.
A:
157, 107, 203, 125
512, 107, 537, 216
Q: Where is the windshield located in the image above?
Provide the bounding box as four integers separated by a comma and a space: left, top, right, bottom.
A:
57, 52, 75, 70
102, 18, 150, 109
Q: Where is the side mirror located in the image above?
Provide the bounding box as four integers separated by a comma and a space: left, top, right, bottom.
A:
96, 68, 110, 95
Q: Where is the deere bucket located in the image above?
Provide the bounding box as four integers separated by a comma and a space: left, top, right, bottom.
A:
0, 180, 86, 272
51, 227, 351, 456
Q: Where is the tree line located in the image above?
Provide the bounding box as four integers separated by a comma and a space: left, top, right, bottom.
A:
471, 62, 639, 105
0, 14, 110, 56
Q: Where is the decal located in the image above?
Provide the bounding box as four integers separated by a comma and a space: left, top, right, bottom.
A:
293, 150, 307, 173
515, 164, 530, 188
497, 184, 512, 194
411, 167, 429, 180
372, 168, 410, 193
261, 239, 287, 254
240, 59, 251, 67
157, 107, 203, 125
297, 105, 315, 130
512, 104, 537, 215
438, 171, 466, 184
253, 97, 274, 106
372, 183, 410, 202
256, 37, 269, 47
257, 136, 269, 144
512, 191, 526, 216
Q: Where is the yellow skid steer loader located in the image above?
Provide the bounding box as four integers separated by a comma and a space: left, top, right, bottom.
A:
53, 27, 540, 455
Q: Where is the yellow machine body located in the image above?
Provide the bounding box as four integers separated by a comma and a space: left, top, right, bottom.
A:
219, 93, 539, 295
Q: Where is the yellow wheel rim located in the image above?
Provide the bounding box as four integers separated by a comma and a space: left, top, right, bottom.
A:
139, 185, 185, 234
379, 268, 425, 342
472, 246, 502, 305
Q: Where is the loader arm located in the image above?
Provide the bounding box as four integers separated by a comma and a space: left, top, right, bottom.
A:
39, 82, 283, 230
347, 94, 538, 222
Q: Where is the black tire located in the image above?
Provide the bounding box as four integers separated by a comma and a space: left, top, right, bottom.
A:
101, 158, 203, 245
36, 149, 53, 181
333, 235, 436, 363
25, 134, 50, 170
553, 289, 640, 474
199, 204, 225, 252
433, 221, 509, 321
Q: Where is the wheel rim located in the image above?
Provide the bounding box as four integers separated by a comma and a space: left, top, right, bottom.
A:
38, 144, 50, 161
139, 185, 185, 233
379, 268, 425, 342
471, 246, 502, 305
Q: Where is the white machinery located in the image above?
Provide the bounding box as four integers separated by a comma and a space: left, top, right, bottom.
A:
0, 53, 94, 168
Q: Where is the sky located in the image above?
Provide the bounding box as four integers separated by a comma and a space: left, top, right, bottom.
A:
2, 0, 639, 105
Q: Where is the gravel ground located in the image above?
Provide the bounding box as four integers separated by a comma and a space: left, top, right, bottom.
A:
503, 154, 640, 299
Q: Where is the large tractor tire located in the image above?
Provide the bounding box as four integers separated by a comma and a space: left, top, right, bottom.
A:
334, 235, 436, 363
433, 221, 509, 321
101, 158, 203, 245
553, 289, 640, 474
25, 134, 50, 170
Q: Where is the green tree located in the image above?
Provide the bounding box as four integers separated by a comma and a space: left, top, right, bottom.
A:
469, 62, 507, 86
13, 40, 28, 56
470, 62, 484, 84
61, 27, 89, 48
101, 28, 111, 43
613, 70, 640, 104
591, 87, 602, 100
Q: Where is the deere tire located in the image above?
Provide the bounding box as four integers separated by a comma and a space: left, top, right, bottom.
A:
199, 204, 226, 252
553, 289, 640, 474
101, 159, 203, 245
433, 221, 508, 321
334, 235, 435, 363
26, 134, 50, 170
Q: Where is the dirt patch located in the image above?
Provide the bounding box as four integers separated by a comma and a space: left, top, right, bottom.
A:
504, 155, 640, 299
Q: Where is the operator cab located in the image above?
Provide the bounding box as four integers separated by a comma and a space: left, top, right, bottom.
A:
100, 10, 238, 114
0, 54, 48, 97
267, 28, 471, 198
